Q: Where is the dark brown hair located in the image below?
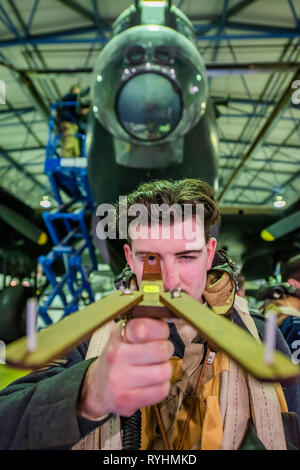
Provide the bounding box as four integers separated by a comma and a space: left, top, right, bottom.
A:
281, 254, 300, 282
115, 178, 220, 243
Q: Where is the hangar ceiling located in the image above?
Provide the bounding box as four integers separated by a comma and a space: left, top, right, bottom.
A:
0, 0, 299, 211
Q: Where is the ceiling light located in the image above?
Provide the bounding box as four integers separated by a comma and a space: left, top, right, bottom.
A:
273, 194, 286, 208
40, 196, 51, 208
143, 1, 166, 6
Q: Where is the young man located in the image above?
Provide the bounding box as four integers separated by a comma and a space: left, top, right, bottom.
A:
58, 85, 90, 157
0, 179, 299, 450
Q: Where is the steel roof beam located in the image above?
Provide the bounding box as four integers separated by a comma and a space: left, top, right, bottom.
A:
3, 99, 45, 147
219, 112, 299, 121
221, 199, 271, 206
288, 0, 300, 33
223, 21, 299, 35
12, 61, 300, 77
219, 139, 300, 150
213, 97, 277, 106
9, 0, 61, 102
55, 0, 95, 23
92, 0, 104, 35
230, 185, 278, 192
220, 165, 295, 175
260, 172, 300, 205
206, 61, 300, 75
24, 0, 40, 36
0, 120, 45, 128
0, 29, 106, 47
228, 32, 296, 164
220, 156, 300, 165
217, 69, 300, 202
219, 206, 277, 214
195, 0, 258, 34
1, 24, 300, 47
0, 62, 49, 122
0, 145, 46, 190
0, 160, 43, 171
0, 146, 44, 152
0, 106, 35, 115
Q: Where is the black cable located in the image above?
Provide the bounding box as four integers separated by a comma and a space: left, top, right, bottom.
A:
121, 410, 142, 450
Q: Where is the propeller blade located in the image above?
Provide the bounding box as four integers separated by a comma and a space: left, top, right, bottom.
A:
0, 203, 48, 245
261, 210, 300, 241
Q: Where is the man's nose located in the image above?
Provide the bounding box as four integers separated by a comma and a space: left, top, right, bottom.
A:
162, 262, 180, 292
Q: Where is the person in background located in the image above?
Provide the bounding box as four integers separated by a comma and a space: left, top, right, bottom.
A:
77, 101, 90, 135
77, 101, 90, 155
58, 85, 89, 157
281, 255, 300, 292
258, 254, 300, 353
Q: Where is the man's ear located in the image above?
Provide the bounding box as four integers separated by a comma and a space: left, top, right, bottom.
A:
206, 237, 217, 270
124, 243, 134, 272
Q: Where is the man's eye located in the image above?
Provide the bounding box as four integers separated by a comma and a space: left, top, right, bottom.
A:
179, 256, 197, 260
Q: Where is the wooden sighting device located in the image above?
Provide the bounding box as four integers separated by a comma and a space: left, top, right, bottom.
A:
4, 253, 300, 382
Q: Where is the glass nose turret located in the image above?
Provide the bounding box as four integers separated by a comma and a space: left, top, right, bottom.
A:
116, 72, 183, 142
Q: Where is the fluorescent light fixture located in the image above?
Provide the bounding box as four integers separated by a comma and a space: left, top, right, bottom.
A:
143, 1, 166, 6
273, 199, 286, 208
273, 194, 286, 208
40, 195, 51, 208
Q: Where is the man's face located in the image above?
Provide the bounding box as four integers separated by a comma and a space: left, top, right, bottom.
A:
124, 218, 216, 302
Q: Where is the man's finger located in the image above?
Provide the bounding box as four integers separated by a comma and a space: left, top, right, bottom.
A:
110, 362, 173, 393
116, 317, 170, 344
107, 339, 174, 366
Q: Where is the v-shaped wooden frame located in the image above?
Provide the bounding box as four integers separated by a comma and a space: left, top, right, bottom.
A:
5, 254, 300, 382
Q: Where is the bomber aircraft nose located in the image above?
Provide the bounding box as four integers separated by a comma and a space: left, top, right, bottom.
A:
116, 73, 182, 142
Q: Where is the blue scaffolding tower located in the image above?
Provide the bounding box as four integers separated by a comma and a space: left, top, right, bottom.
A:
38, 101, 97, 325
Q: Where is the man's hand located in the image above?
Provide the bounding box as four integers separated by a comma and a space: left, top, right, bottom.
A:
77, 318, 174, 419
